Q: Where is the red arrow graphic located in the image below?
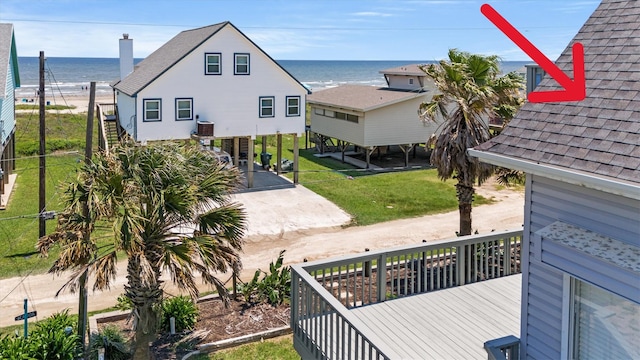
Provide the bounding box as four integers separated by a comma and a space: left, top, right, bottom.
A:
481, 3, 586, 103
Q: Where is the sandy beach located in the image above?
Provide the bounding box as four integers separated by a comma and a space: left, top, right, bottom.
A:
16, 94, 115, 114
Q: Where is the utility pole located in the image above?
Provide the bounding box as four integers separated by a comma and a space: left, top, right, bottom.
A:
78, 81, 96, 353
38, 51, 45, 238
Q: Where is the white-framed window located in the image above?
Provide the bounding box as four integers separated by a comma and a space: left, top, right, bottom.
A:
175, 98, 193, 121
143, 99, 161, 122
205, 53, 221, 75
335, 111, 358, 123
259, 96, 274, 117
235, 53, 250, 75
409, 78, 414, 85
571, 279, 640, 359
286, 96, 301, 117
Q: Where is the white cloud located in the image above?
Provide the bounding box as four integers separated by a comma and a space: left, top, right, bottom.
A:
352, 11, 393, 17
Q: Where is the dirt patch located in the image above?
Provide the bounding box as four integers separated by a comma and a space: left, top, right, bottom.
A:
98, 298, 290, 359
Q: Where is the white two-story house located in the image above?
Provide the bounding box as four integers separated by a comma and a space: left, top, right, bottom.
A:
111, 22, 309, 186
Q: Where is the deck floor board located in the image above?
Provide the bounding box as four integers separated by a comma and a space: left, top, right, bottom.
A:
349, 274, 522, 359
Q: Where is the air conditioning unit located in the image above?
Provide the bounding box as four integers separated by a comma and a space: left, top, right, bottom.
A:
197, 121, 214, 137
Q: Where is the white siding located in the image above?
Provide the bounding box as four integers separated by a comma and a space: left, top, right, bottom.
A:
364, 96, 437, 146
134, 26, 306, 142
310, 107, 365, 146
522, 175, 640, 359
386, 75, 424, 91
116, 93, 136, 137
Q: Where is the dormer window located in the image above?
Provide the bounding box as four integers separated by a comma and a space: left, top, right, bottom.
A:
235, 53, 250, 75
205, 53, 221, 75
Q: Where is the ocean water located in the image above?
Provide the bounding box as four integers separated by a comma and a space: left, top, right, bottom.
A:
15, 57, 530, 99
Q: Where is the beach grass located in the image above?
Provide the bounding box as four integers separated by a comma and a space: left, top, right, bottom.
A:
16, 104, 76, 111
15, 111, 97, 156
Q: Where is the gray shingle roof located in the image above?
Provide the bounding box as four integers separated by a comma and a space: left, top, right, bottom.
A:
379, 64, 426, 77
475, 0, 640, 185
112, 22, 309, 96
0, 23, 17, 99
113, 22, 227, 96
307, 84, 426, 112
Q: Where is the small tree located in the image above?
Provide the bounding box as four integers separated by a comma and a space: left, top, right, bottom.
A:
419, 49, 523, 236
39, 141, 247, 360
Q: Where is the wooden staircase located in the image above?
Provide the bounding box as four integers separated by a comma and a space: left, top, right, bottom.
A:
96, 103, 124, 153
104, 115, 121, 148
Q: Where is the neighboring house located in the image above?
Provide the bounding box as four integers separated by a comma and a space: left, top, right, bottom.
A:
0, 23, 19, 207
470, 0, 640, 358
290, 1, 638, 359
307, 64, 437, 168
524, 64, 545, 95
110, 22, 309, 186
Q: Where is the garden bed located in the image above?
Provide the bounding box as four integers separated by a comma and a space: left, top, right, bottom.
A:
95, 297, 291, 359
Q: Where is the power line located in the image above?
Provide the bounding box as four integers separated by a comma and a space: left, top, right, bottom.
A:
3, 17, 579, 31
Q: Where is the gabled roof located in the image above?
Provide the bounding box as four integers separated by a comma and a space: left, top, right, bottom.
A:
0, 23, 20, 98
307, 84, 426, 112
472, 0, 640, 196
379, 64, 426, 77
113, 21, 309, 96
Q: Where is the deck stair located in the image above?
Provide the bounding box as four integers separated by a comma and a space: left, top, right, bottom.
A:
104, 115, 120, 148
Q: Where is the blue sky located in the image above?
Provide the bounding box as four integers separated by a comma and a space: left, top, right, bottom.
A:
1, 0, 600, 61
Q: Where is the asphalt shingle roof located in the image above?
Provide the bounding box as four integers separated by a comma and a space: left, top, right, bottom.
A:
113, 21, 308, 96
475, 0, 640, 185
379, 64, 426, 77
307, 85, 426, 112
113, 22, 227, 96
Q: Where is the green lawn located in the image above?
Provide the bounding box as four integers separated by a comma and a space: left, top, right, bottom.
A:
257, 134, 491, 226
0, 116, 492, 279
0, 155, 82, 278
203, 335, 298, 360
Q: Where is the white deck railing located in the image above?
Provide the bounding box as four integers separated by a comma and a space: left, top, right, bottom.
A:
291, 229, 522, 359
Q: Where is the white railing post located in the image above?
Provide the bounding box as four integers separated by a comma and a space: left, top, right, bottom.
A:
377, 253, 386, 302
457, 245, 466, 286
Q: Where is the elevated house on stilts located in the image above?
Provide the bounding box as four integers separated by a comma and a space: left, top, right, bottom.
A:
306, 64, 439, 169
101, 21, 309, 188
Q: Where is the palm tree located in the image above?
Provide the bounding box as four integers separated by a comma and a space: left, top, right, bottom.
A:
38, 141, 246, 360
419, 49, 523, 236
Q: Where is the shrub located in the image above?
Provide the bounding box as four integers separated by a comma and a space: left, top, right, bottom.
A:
28, 310, 80, 360
0, 311, 80, 360
161, 296, 198, 333
240, 250, 291, 305
88, 325, 130, 360
0, 333, 30, 359
32, 309, 76, 334
28, 329, 80, 360
114, 294, 133, 311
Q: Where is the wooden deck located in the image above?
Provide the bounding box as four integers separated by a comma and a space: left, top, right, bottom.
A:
348, 274, 522, 359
